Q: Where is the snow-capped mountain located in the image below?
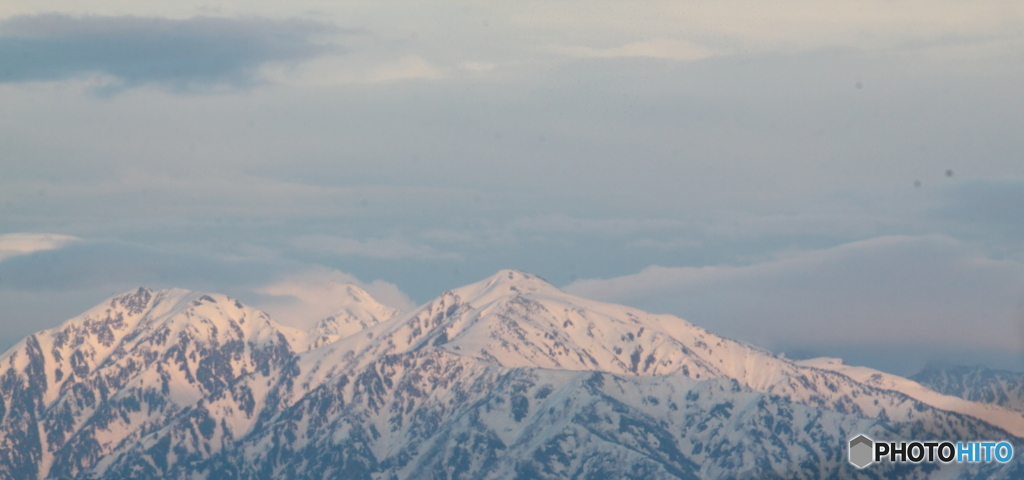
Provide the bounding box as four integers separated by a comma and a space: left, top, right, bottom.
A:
1, 271, 1021, 479
911, 364, 1024, 413
0, 288, 306, 480
305, 284, 402, 350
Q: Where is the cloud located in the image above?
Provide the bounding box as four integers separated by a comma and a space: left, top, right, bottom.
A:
458, 61, 497, 73
0, 239, 291, 292
518, 0, 1023, 60
933, 178, 1024, 243
627, 238, 701, 251
365, 56, 443, 83
253, 267, 415, 329
260, 54, 445, 86
0, 237, 416, 345
291, 234, 461, 261
509, 214, 684, 236
551, 39, 716, 62
566, 235, 1024, 373
0, 239, 289, 350
0, 232, 80, 261
0, 14, 341, 90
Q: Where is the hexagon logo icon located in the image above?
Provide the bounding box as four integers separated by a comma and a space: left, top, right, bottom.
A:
849, 435, 874, 468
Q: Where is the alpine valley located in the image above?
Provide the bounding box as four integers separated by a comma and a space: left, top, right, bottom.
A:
1, 270, 1021, 480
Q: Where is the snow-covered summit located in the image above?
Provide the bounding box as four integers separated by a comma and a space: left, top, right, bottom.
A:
0, 287, 307, 479
325, 267, 790, 383
2, 287, 299, 404
448, 269, 563, 304
306, 283, 401, 350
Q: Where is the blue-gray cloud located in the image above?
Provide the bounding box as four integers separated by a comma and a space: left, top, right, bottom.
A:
566, 235, 1024, 375
0, 239, 291, 292
933, 179, 1024, 243
0, 239, 290, 350
0, 238, 412, 350
0, 14, 342, 90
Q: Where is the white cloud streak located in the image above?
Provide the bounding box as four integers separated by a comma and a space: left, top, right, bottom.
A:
550, 39, 716, 62
253, 267, 415, 329
0, 232, 81, 261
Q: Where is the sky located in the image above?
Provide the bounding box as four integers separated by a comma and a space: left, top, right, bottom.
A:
1, 0, 1023, 376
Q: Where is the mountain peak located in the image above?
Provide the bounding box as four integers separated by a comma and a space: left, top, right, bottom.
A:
449, 269, 560, 304
306, 283, 401, 350
110, 287, 154, 315
2, 287, 306, 406
485, 269, 555, 287
329, 282, 380, 305
332, 269, 725, 377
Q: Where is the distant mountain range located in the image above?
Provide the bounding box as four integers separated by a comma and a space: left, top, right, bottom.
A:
1, 270, 1020, 479
911, 364, 1024, 414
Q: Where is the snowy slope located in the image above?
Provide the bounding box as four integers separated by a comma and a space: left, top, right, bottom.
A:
283, 271, 1016, 435
796, 357, 1024, 437
1, 271, 1021, 480
186, 347, 1011, 480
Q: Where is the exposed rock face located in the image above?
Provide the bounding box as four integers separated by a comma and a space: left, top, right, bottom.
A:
1, 271, 1021, 479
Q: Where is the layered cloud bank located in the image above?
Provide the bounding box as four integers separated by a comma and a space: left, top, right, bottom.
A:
567, 235, 1024, 374
2, 232, 1022, 375
1, 0, 1022, 377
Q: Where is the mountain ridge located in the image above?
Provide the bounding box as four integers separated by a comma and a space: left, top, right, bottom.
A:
911, 363, 1024, 413
1, 270, 1021, 479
